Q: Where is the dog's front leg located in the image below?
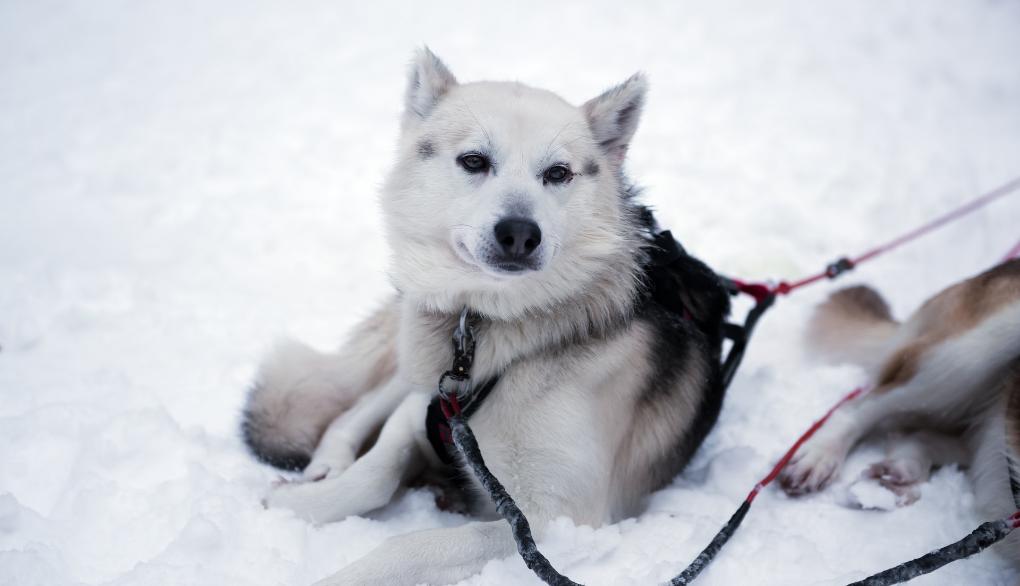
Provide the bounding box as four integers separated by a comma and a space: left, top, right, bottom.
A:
302, 375, 416, 481
266, 390, 429, 523
313, 520, 517, 586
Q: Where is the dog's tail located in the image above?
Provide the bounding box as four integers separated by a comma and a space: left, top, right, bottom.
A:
240, 299, 399, 471
805, 285, 899, 371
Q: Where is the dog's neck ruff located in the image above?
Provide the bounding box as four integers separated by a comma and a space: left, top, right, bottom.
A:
423, 224, 706, 467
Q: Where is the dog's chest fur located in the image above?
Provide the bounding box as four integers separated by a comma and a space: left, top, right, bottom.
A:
399, 300, 646, 519
396, 284, 721, 523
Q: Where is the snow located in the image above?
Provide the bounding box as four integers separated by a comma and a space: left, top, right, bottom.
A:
2, 1, 1020, 584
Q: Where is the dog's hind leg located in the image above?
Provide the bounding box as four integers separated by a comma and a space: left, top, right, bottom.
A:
779, 379, 928, 495
783, 300, 1020, 496
780, 357, 985, 496
241, 297, 399, 474
264, 390, 430, 524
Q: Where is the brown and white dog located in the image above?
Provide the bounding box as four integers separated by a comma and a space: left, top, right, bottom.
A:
780, 259, 1020, 562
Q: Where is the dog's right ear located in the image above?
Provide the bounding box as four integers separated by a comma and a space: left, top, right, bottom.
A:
404, 47, 458, 123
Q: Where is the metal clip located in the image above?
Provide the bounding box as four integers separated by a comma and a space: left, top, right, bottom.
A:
450, 307, 475, 379
825, 257, 855, 279
453, 307, 473, 354
439, 307, 476, 402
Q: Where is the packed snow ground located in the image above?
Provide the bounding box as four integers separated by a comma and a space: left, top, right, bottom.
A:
2, 1, 1020, 585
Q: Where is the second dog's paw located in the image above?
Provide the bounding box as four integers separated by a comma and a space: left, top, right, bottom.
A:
846, 469, 923, 510
779, 439, 848, 496
864, 458, 926, 488
853, 458, 925, 507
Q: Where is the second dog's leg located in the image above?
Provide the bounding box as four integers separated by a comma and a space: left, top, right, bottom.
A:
780, 326, 1009, 495
780, 379, 931, 495
265, 391, 430, 524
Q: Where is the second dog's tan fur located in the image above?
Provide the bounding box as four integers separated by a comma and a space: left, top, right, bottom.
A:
782, 259, 1020, 564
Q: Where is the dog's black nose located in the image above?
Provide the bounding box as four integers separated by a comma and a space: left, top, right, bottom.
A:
494, 218, 542, 258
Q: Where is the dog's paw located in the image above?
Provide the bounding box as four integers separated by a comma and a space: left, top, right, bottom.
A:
263, 481, 324, 522
779, 437, 848, 496
302, 452, 355, 482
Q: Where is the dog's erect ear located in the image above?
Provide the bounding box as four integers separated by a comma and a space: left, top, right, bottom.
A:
582, 73, 647, 164
405, 47, 458, 122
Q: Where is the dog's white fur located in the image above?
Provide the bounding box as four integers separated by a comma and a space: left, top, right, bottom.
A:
242, 49, 729, 585
782, 262, 1020, 562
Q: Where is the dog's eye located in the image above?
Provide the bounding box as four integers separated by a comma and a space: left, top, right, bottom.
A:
457, 153, 490, 174
542, 165, 572, 185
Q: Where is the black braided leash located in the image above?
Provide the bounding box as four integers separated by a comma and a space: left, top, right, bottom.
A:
447, 414, 581, 586
669, 501, 752, 585
847, 515, 1019, 586
434, 308, 580, 585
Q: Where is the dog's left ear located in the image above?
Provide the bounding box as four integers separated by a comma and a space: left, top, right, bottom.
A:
583, 73, 647, 164
404, 47, 458, 123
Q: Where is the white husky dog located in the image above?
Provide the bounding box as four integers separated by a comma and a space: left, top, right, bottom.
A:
241, 48, 732, 585
781, 260, 1020, 562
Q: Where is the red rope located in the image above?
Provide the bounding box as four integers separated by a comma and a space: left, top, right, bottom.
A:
1003, 238, 1020, 262
850, 177, 1020, 266
735, 176, 1020, 299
